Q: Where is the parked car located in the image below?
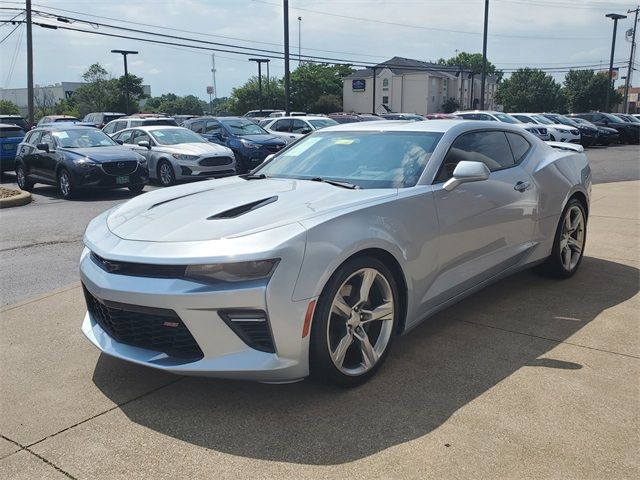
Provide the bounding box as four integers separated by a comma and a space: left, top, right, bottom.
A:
569, 117, 620, 146
267, 111, 307, 118
454, 110, 551, 141
510, 113, 581, 144
0, 123, 26, 173
567, 112, 640, 144
172, 115, 198, 125
80, 119, 590, 385
14, 125, 148, 199
259, 116, 339, 142
424, 114, 459, 120
379, 113, 426, 121
611, 113, 640, 125
243, 109, 282, 120
327, 113, 385, 123
36, 115, 81, 126
182, 116, 286, 173
112, 125, 236, 187
83, 112, 125, 129
102, 116, 178, 136
540, 114, 599, 148
0, 115, 29, 131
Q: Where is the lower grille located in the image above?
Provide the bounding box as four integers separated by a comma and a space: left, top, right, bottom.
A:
102, 160, 138, 175
219, 310, 275, 353
83, 286, 203, 359
199, 156, 233, 167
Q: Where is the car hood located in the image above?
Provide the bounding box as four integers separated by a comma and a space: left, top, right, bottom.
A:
60, 146, 143, 162
154, 142, 232, 156
106, 176, 396, 242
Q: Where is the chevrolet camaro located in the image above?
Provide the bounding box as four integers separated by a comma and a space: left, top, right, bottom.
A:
80, 120, 591, 386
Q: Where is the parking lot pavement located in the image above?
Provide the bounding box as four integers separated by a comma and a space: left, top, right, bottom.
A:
0, 180, 638, 479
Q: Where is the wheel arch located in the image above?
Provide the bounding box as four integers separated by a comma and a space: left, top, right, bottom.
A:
568, 190, 589, 219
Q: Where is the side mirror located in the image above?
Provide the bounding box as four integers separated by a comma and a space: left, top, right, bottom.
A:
36, 142, 50, 152
137, 140, 151, 149
115, 139, 124, 145
443, 161, 490, 191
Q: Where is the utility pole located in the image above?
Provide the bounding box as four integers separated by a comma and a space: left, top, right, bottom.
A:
211, 54, 217, 99
480, 0, 489, 110
284, 0, 290, 115
623, 7, 639, 113
26, 0, 34, 125
266, 61, 270, 107
605, 13, 627, 112
249, 58, 269, 113
111, 50, 138, 115
298, 16, 302, 65
371, 66, 377, 114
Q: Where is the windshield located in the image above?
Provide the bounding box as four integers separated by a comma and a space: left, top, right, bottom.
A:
309, 119, 339, 129
150, 128, 206, 145
531, 115, 553, 125
255, 131, 443, 189
0, 127, 25, 138
55, 117, 80, 122
494, 113, 521, 124
0, 117, 28, 130
220, 119, 268, 136
601, 113, 624, 123
53, 128, 116, 148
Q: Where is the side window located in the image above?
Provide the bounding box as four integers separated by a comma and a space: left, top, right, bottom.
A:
40, 132, 55, 150
131, 130, 150, 144
436, 131, 515, 182
205, 121, 221, 135
114, 121, 128, 132
26, 131, 41, 145
103, 123, 115, 134
590, 114, 603, 122
130, 120, 143, 127
190, 121, 205, 133
118, 130, 135, 144
505, 132, 531, 164
291, 119, 308, 133
273, 119, 291, 132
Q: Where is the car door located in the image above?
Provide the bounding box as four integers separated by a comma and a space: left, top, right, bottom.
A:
203, 120, 226, 145
426, 129, 537, 308
20, 130, 42, 176
37, 131, 59, 182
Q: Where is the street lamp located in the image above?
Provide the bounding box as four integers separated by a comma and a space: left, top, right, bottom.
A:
111, 49, 138, 115
605, 13, 627, 112
248, 58, 270, 112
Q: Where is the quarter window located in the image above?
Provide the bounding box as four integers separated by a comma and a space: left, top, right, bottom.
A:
436, 131, 515, 182
505, 132, 531, 164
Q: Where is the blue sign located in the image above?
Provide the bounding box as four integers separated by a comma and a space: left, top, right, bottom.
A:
352, 79, 365, 91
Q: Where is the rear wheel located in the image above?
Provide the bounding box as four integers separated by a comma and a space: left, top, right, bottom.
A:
128, 184, 145, 194
157, 160, 176, 187
58, 168, 75, 199
310, 256, 399, 387
15, 163, 34, 191
536, 198, 586, 278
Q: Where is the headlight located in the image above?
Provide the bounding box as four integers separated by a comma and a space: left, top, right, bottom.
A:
172, 153, 199, 160
571, 129, 580, 135
73, 157, 98, 168
240, 139, 261, 150
137, 156, 148, 165
184, 259, 279, 283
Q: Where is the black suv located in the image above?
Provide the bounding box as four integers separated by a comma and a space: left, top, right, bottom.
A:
568, 112, 640, 144
0, 115, 29, 131
83, 112, 125, 129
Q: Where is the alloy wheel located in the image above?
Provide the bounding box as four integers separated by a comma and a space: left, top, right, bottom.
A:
59, 171, 71, 197
559, 205, 585, 271
16, 167, 26, 189
327, 268, 394, 376
159, 162, 174, 186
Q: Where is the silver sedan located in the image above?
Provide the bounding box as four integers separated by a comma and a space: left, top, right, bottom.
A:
112, 126, 236, 186
80, 120, 591, 386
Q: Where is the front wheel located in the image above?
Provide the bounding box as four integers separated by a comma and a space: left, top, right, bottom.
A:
536, 198, 587, 278
310, 256, 399, 387
58, 168, 75, 199
157, 160, 176, 187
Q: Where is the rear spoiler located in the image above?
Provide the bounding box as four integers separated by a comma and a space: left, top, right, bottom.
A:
545, 141, 584, 153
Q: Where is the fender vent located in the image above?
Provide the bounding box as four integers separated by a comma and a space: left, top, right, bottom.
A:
207, 196, 278, 220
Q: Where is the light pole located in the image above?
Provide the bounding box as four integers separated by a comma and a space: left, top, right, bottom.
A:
249, 58, 270, 113
480, 0, 489, 110
298, 16, 302, 65
623, 7, 639, 113
605, 13, 627, 112
284, 0, 290, 115
111, 49, 138, 115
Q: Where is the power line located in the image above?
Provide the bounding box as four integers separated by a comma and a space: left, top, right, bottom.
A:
0, 19, 20, 43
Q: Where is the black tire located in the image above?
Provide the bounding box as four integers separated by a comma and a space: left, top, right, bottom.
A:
128, 184, 145, 194
549, 134, 555, 142
15, 163, 34, 191
536, 198, 587, 278
309, 256, 400, 387
157, 160, 176, 187
232, 151, 247, 174
57, 168, 75, 199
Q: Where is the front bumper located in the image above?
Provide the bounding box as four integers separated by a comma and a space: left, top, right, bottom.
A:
79, 221, 311, 381
71, 164, 149, 189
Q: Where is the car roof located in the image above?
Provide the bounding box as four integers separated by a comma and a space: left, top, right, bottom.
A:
321, 119, 513, 134
32, 124, 99, 131
0, 123, 25, 128
266, 116, 332, 121
119, 125, 187, 132
0, 115, 24, 118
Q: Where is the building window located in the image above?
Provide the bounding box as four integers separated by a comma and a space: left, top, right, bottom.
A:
382, 78, 389, 91
382, 96, 389, 104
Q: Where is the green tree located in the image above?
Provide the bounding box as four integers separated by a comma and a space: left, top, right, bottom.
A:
0, 99, 20, 115
441, 97, 460, 113
145, 93, 207, 115
228, 76, 285, 115
438, 52, 502, 80
495, 68, 562, 112
563, 69, 623, 113
107, 74, 147, 113
289, 63, 354, 112
312, 94, 342, 114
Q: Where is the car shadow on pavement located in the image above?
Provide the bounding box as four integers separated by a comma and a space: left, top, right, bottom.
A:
92, 256, 638, 465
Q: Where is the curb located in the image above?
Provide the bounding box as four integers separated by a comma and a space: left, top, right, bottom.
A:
0, 190, 32, 209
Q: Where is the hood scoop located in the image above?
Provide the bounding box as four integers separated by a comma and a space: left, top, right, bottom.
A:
207, 196, 278, 220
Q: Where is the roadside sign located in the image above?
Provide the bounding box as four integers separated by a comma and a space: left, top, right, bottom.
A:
206, 86, 214, 94
352, 79, 365, 91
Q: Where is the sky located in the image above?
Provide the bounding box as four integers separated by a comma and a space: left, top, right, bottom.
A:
0, 0, 637, 101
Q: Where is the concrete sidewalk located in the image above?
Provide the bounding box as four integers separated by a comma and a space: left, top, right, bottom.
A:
1, 181, 638, 480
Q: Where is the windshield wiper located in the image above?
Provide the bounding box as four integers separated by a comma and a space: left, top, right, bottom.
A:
243, 173, 268, 180
310, 177, 359, 189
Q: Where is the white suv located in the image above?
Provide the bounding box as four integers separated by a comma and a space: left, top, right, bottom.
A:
454, 110, 551, 141
511, 113, 580, 143
103, 116, 178, 136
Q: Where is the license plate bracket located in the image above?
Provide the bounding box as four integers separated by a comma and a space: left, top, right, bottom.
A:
115, 175, 129, 185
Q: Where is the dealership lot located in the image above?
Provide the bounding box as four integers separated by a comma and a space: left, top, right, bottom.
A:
0, 146, 639, 479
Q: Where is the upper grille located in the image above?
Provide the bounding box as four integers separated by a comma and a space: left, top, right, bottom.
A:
91, 252, 186, 278
83, 286, 203, 359
102, 160, 138, 175
266, 144, 284, 153
199, 156, 233, 167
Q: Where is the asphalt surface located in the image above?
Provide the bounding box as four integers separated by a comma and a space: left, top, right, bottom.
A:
0, 144, 638, 306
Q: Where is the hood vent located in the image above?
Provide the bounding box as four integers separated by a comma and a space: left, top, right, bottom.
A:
149, 189, 216, 210
207, 196, 278, 220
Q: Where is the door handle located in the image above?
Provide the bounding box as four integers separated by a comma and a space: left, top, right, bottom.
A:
514, 181, 530, 192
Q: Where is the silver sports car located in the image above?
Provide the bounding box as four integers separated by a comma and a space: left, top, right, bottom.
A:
80, 120, 591, 386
